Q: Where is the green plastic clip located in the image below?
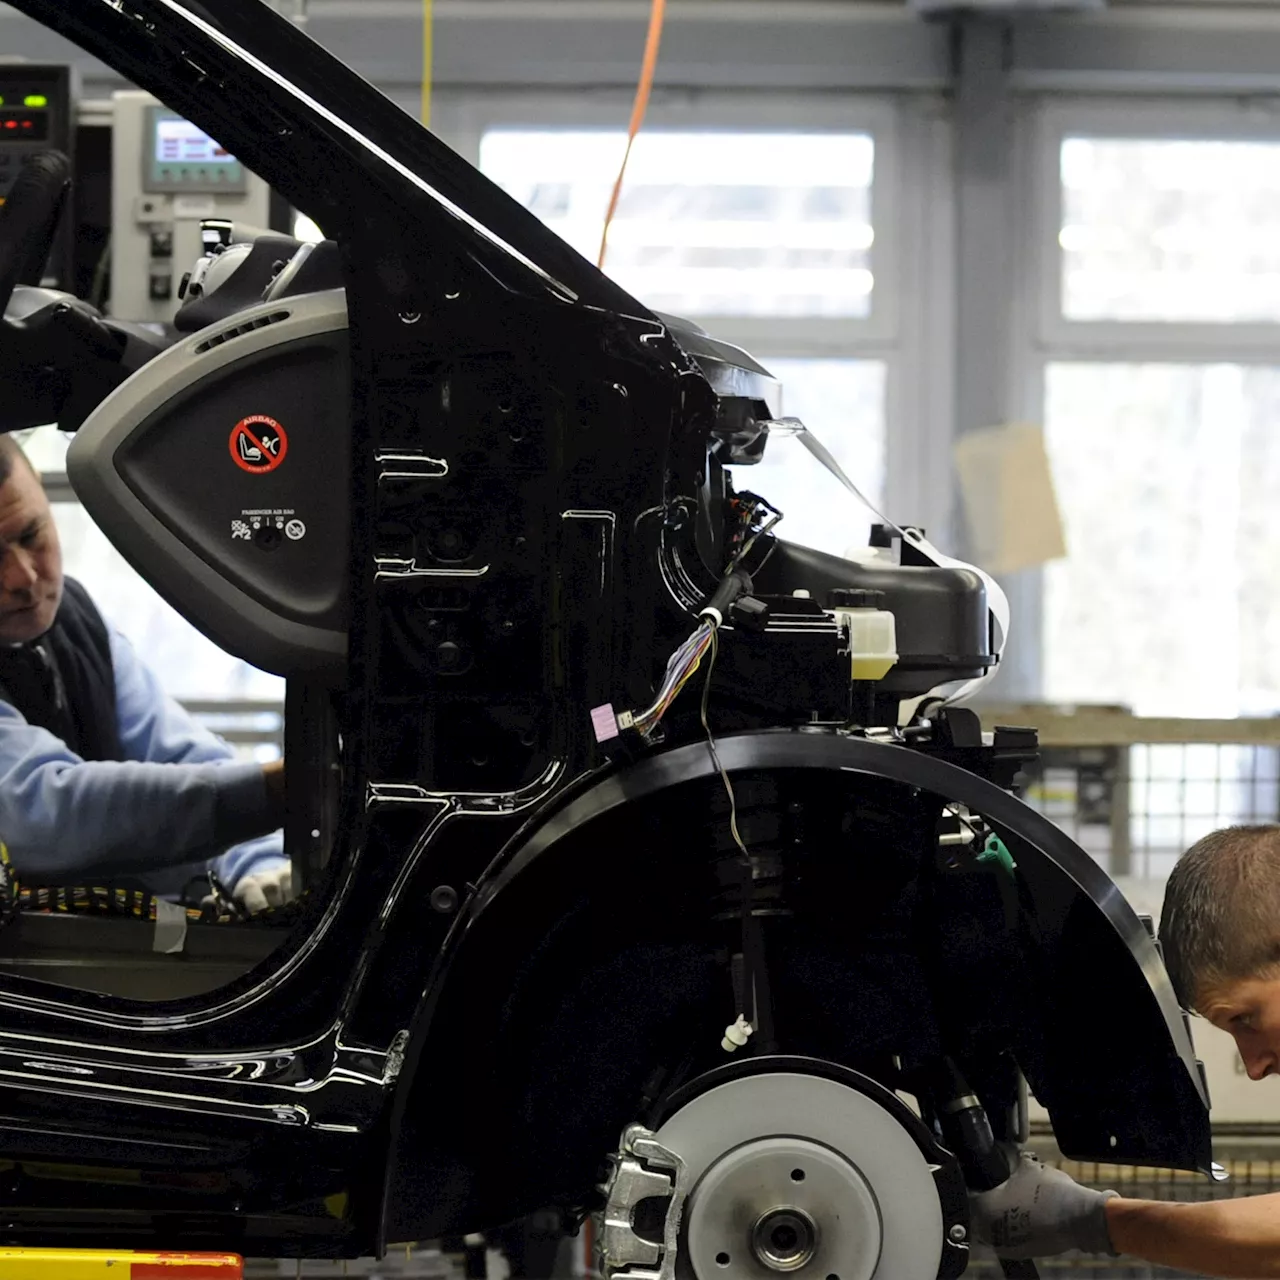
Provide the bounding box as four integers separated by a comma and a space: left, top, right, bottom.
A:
977, 833, 1017, 878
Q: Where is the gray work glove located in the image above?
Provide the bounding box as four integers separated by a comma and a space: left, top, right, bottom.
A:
203, 861, 296, 916
233, 861, 294, 914
969, 1148, 1120, 1259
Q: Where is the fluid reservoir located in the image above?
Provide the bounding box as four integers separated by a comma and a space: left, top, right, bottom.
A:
830, 588, 899, 681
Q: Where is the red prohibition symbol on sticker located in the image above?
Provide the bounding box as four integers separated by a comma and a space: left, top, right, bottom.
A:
229, 415, 288, 474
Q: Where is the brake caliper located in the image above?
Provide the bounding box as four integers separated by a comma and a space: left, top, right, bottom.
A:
599, 1123, 689, 1280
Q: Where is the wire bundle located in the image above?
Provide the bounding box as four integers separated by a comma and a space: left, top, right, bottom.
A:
627, 493, 783, 740
632, 618, 717, 739
17, 884, 191, 921
726, 494, 783, 575
12, 884, 301, 926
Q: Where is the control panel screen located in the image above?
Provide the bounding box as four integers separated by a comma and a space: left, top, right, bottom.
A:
155, 118, 237, 165
0, 110, 48, 141
145, 110, 247, 193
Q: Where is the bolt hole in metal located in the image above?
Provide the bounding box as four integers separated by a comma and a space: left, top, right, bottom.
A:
715, 1254, 730, 1268
790, 1168, 805, 1182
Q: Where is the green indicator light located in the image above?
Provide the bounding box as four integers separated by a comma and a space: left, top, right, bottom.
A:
23, 95, 47, 108
0, 97, 7, 107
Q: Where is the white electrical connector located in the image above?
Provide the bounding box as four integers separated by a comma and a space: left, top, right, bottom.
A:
721, 1015, 754, 1053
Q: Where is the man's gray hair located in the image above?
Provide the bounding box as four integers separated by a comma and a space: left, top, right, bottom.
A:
1159, 825, 1280, 1010
0, 436, 34, 489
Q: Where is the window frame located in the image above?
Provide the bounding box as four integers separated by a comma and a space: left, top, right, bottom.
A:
1022, 94, 1280, 709
449, 89, 902, 350
1033, 95, 1280, 361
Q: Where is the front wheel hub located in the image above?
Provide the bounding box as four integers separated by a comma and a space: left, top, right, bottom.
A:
688, 1134, 879, 1280
752, 1206, 818, 1272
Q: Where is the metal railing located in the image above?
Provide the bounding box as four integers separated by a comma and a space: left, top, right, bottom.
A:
977, 703, 1280, 880
965, 705, 1280, 1277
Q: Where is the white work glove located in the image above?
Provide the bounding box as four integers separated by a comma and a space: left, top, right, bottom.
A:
969, 1147, 1119, 1259
232, 861, 294, 914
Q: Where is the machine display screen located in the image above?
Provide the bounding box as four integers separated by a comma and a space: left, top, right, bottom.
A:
146, 111, 247, 192
155, 118, 237, 165
0, 110, 48, 141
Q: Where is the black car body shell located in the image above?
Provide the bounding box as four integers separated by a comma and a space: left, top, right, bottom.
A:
0, 0, 1213, 1259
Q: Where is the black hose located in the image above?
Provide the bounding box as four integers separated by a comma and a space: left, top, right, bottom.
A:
932, 1058, 1041, 1280
700, 569, 753, 623
0, 151, 70, 316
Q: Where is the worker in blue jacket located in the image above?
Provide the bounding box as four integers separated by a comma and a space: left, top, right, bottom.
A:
0, 434, 290, 912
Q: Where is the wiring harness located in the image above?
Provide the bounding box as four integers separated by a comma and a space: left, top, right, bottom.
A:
625, 495, 782, 743
11, 884, 300, 926
617, 495, 788, 1054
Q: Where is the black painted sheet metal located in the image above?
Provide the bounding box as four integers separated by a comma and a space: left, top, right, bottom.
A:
454, 729, 1212, 1173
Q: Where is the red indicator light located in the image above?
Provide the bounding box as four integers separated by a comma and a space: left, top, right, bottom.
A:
4, 122, 16, 131
20, 122, 31, 130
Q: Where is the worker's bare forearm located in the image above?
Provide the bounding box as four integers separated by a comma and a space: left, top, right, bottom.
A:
1107, 1192, 1280, 1277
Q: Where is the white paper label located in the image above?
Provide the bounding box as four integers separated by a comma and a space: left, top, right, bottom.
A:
173, 195, 218, 219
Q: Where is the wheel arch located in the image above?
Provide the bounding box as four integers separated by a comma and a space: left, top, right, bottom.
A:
376, 729, 1212, 1247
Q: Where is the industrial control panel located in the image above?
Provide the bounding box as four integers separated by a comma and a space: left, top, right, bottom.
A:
110, 91, 270, 324
0, 65, 74, 290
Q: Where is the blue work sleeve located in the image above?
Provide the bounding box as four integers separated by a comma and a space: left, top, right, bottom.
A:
0, 702, 276, 881
110, 629, 287, 888
0, 629, 280, 882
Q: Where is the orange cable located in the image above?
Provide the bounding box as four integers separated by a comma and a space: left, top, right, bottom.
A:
597, 0, 667, 269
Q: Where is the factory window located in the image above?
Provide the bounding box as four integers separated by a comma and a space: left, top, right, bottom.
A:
730, 358, 886, 557
1043, 362, 1280, 717
479, 120, 898, 558
480, 130, 876, 319
1060, 137, 1280, 324
1035, 105, 1280, 720
16, 424, 69, 475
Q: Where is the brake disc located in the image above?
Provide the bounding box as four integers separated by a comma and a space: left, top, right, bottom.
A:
599, 1067, 968, 1280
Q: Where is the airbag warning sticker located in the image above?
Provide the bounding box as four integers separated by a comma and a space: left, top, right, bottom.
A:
230, 415, 288, 474
232, 509, 306, 541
